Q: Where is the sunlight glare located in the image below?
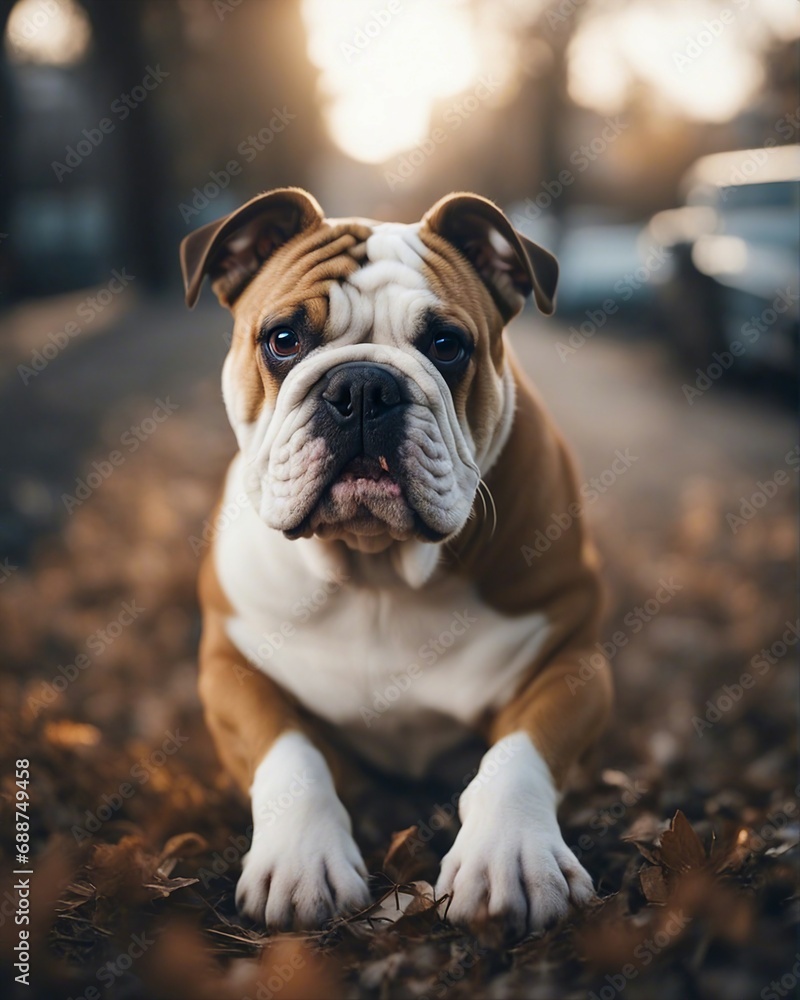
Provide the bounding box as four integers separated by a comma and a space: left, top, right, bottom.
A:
567, 0, 773, 123
302, 0, 482, 163
5, 0, 91, 66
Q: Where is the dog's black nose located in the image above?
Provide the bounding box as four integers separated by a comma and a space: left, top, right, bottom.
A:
322, 363, 403, 426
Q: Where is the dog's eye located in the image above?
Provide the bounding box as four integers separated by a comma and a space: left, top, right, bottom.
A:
264, 328, 300, 361
428, 332, 467, 367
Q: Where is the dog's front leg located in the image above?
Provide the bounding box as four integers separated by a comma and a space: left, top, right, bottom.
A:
237, 729, 370, 929
199, 612, 370, 930
436, 650, 612, 939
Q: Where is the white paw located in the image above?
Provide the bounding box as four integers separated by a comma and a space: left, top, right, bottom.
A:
435, 733, 595, 939
235, 817, 370, 929
235, 731, 370, 929
436, 817, 594, 938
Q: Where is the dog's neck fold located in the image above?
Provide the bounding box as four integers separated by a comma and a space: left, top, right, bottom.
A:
294, 533, 440, 590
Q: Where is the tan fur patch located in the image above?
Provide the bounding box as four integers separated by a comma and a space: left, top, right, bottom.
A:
226, 223, 373, 422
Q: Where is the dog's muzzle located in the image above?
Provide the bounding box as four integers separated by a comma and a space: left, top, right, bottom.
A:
278, 361, 418, 540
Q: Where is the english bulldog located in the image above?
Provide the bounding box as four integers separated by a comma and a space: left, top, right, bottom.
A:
179, 188, 612, 939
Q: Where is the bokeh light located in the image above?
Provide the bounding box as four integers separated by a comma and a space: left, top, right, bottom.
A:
567, 0, 799, 123
302, 0, 484, 163
4, 0, 91, 67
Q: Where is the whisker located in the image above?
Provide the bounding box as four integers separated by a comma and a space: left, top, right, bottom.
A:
479, 478, 498, 539
475, 480, 488, 524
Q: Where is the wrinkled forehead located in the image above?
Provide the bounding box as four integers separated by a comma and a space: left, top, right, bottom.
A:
327, 222, 436, 344
233, 217, 494, 344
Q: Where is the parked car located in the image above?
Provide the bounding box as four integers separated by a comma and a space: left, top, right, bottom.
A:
644, 144, 799, 382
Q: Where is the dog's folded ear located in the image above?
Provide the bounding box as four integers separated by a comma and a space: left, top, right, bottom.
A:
179, 187, 324, 308
422, 193, 558, 320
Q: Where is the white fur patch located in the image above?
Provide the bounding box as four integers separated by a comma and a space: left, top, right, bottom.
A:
326, 223, 439, 347
216, 458, 551, 778
236, 730, 370, 929
435, 732, 595, 936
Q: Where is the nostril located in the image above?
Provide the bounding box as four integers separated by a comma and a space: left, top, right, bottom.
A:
322, 382, 354, 418
364, 379, 401, 423
367, 380, 400, 413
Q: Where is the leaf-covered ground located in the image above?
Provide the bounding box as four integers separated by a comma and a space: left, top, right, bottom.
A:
0, 308, 796, 999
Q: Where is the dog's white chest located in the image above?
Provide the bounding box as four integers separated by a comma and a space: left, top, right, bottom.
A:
215, 459, 549, 777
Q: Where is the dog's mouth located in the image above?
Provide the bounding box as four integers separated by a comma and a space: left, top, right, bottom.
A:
282, 453, 443, 543
329, 455, 401, 497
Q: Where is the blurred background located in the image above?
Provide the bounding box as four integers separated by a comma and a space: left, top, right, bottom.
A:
0, 2, 797, 998
0, 0, 798, 556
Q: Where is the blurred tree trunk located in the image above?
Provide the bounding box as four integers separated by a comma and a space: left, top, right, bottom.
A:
536, 24, 572, 228
82, 0, 175, 291
538, 8, 583, 233
0, 0, 17, 304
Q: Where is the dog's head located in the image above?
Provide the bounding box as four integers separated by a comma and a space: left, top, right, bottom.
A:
180, 188, 557, 562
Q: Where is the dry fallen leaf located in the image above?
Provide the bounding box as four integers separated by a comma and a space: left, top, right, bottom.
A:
158, 833, 208, 878
639, 864, 670, 904
160, 831, 210, 862
363, 881, 437, 927
88, 836, 199, 903
656, 810, 708, 873
381, 825, 437, 883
